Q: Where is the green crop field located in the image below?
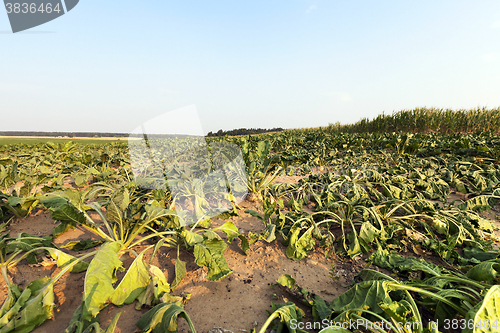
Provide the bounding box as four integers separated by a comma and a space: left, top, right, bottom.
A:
0, 137, 124, 146
1, 108, 500, 333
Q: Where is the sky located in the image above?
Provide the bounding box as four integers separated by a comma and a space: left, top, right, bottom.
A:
1, 0, 500, 135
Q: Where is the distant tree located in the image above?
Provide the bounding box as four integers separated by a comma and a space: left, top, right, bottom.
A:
206, 127, 284, 137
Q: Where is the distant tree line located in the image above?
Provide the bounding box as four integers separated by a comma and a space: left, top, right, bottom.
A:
0, 128, 286, 138
207, 127, 285, 137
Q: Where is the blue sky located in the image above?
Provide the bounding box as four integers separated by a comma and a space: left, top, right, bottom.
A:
1, 1, 500, 134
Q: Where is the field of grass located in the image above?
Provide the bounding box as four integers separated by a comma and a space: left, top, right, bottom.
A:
0, 136, 124, 145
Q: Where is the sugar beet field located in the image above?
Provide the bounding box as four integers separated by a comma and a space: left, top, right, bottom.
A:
2, 108, 500, 333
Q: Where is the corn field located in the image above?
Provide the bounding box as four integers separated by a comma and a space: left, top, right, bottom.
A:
326, 107, 500, 134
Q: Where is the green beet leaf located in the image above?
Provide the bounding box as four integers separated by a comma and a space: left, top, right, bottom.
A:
135, 265, 171, 309
135, 302, 196, 333
83, 242, 123, 320
259, 302, 304, 333
379, 300, 413, 323
370, 248, 443, 277
238, 234, 250, 255
171, 257, 187, 291
180, 229, 204, 247
464, 247, 499, 262
0, 288, 31, 327
466, 260, 500, 283
61, 240, 103, 252
313, 296, 331, 321
193, 239, 232, 281
286, 225, 315, 261
0, 284, 23, 319
0, 277, 55, 333
51, 203, 87, 225
214, 221, 239, 243
463, 285, 500, 333
329, 280, 393, 317
47, 248, 89, 273
109, 249, 150, 306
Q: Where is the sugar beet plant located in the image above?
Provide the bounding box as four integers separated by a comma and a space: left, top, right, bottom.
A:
35, 181, 248, 332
